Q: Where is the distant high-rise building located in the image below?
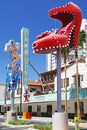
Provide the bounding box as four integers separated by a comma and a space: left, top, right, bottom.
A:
46, 52, 57, 71
46, 19, 87, 71
81, 19, 87, 49
81, 19, 87, 32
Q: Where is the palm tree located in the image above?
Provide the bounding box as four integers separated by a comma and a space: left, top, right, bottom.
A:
75, 30, 87, 120
61, 46, 70, 112
52, 29, 86, 114
79, 30, 87, 48
61, 30, 86, 114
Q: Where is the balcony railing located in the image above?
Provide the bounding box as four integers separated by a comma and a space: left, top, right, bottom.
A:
1, 87, 87, 105
69, 87, 87, 99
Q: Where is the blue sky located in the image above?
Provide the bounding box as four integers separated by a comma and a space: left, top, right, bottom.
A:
0, 0, 87, 83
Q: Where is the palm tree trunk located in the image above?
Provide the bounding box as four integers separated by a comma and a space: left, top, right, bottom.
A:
75, 48, 80, 120
64, 53, 67, 112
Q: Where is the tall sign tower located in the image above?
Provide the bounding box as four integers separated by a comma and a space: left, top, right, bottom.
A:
21, 27, 29, 89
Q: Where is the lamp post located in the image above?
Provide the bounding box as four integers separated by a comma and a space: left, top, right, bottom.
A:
57, 49, 61, 112
9, 80, 14, 111
4, 86, 6, 113
19, 71, 22, 118
4, 40, 21, 121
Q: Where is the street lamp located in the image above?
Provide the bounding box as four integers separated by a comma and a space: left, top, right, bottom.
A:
9, 80, 14, 111
4, 86, 7, 113
19, 71, 22, 118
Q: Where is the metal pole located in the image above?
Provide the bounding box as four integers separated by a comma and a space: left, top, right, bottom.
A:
4, 87, 6, 113
9, 80, 14, 111
57, 49, 61, 112
11, 88, 14, 111
20, 71, 22, 117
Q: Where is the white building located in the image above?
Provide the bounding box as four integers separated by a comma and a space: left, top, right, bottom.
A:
81, 19, 87, 32
81, 19, 87, 49
0, 84, 5, 112
46, 51, 57, 71
0, 59, 87, 119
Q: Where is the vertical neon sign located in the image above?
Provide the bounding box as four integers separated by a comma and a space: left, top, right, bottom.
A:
21, 27, 29, 88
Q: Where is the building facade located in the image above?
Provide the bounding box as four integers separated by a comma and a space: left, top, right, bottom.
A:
0, 59, 87, 119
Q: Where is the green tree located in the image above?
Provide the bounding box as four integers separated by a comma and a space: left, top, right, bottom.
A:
78, 30, 87, 47
61, 30, 87, 114
75, 30, 87, 120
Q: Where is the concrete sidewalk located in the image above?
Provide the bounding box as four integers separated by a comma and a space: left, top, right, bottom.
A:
22, 116, 52, 124
1, 115, 87, 129
68, 121, 87, 129
20, 116, 87, 128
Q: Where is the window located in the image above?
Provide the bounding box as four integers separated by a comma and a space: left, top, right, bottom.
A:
49, 74, 53, 81
44, 76, 46, 81
64, 78, 69, 87
46, 75, 49, 81
80, 102, 84, 114
72, 75, 80, 87
62, 105, 65, 112
74, 102, 84, 115
17, 88, 21, 95
80, 75, 83, 81
61, 79, 63, 88
28, 106, 32, 112
85, 24, 87, 30
41, 76, 46, 83
47, 105, 52, 117
61, 78, 69, 88
37, 105, 41, 116
17, 106, 19, 112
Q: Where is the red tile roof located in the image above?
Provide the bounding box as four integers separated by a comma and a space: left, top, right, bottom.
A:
28, 80, 42, 86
